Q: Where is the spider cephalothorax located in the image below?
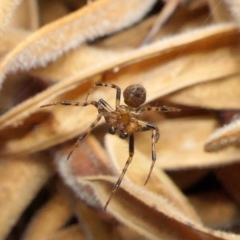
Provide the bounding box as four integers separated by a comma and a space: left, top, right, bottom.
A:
104, 85, 148, 140
41, 82, 181, 210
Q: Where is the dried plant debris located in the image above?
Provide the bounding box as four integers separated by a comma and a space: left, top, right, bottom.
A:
2, 0, 240, 239
0, 0, 24, 35
205, 118, 240, 152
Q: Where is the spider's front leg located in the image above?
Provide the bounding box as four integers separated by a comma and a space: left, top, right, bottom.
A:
137, 105, 181, 114
104, 133, 134, 210
40, 100, 104, 160
85, 82, 121, 108
40, 100, 98, 108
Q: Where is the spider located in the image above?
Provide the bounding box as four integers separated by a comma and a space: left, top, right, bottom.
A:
41, 82, 181, 210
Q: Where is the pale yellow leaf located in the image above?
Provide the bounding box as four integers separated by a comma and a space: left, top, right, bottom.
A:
0, 0, 156, 86
44, 225, 86, 240
166, 74, 240, 109
83, 176, 240, 240
134, 117, 240, 169
0, 0, 24, 35
10, 0, 39, 30
205, 118, 240, 152
0, 155, 54, 239
23, 188, 73, 240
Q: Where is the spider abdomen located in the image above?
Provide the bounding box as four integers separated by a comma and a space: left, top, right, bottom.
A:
123, 84, 146, 108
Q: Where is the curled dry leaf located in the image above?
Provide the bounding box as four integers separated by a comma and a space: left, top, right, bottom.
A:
9, 0, 39, 30
141, 0, 183, 45
71, 192, 114, 239
205, 118, 240, 152
115, 224, 147, 240
0, 0, 38, 37
0, 155, 54, 240
208, 0, 233, 23
189, 190, 239, 229
0, 0, 24, 35
224, 0, 240, 26
56, 136, 110, 208
55, 134, 201, 216
166, 74, 240, 109
215, 163, 240, 204
82, 177, 240, 240
55, 136, 203, 239
167, 168, 210, 190
43, 225, 86, 240
0, 28, 30, 57
133, 117, 240, 169
23, 187, 73, 240
0, 0, 157, 87
38, 0, 69, 26
55, 134, 240, 239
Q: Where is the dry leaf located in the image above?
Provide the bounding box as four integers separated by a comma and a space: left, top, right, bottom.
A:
216, 163, 240, 204
0, 0, 24, 35
189, 190, 239, 229
1, 1, 240, 239
72, 194, 114, 239
133, 117, 240, 169
43, 225, 86, 240
23, 186, 73, 240
83, 176, 240, 240
55, 135, 240, 239
205, 118, 240, 152
224, 0, 240, 25
166, 74, 240, 109
0, 0, 157, 87
0, 155, 54, 239
9, 0, 39, 30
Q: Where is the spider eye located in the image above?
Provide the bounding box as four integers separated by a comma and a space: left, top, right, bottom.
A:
108, 126, 116, 135
123, 84, 146, 108
119, 131, 128, 139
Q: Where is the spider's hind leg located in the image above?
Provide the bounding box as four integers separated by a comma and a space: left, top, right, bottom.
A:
85, 82, 121, 108
104, 133, 134, 210
137, 105, 181, 115
136, 120, 160, 185
144, 125, 159, 185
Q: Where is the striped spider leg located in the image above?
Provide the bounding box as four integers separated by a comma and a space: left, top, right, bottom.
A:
136, 105, 181, 185
41, 100, 102, 159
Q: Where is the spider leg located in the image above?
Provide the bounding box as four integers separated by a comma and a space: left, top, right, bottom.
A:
145, 125, 159, 185
136, 120, 160, 185
67, 114, 103, 160
40, 101, 98, 108
137, 105, 181, 115
104, 133, 134, 210
99, 99, 114, 112
85, 82, 121, 108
